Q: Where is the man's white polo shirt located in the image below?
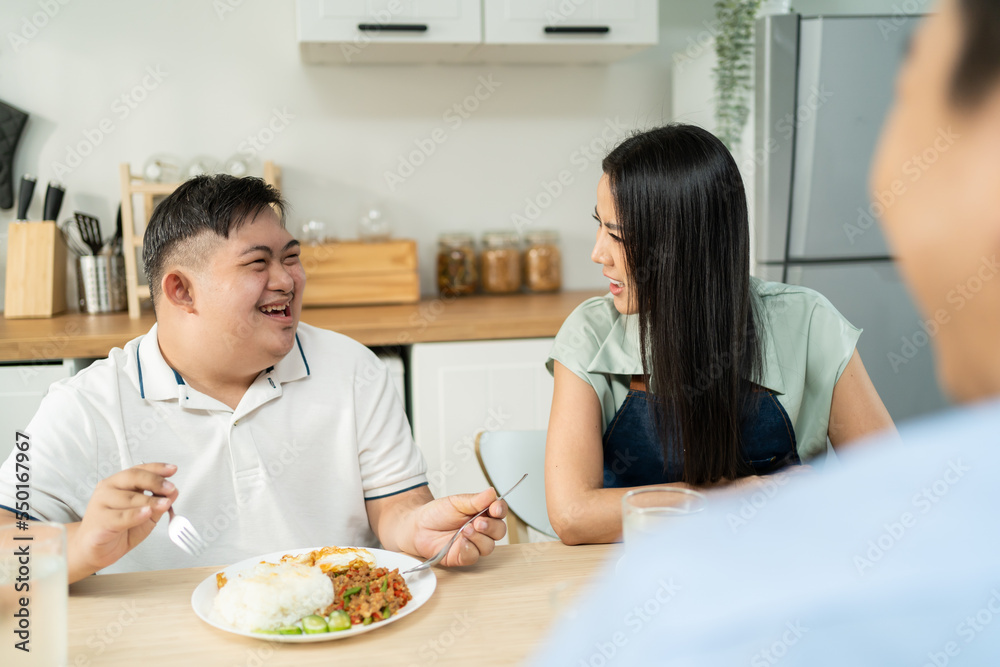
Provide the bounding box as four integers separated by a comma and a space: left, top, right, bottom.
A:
0, 322, 427, 573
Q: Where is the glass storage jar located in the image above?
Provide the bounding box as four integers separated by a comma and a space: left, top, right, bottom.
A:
437, 233, 478, 296
523, 230, 562, 292
480, 231, 522, 294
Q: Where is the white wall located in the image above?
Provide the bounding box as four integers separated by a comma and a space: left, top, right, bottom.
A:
0, 0, 937, 309
0, 0, 695, 306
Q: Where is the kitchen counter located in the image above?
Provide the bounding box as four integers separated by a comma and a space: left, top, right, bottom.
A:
0, 290, 603, 361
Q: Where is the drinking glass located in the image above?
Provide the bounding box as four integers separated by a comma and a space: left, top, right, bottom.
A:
0, 522, 67, 666
621, 487, 707, 548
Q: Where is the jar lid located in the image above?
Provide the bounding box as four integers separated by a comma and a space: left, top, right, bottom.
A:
482, 230, 520, 247
525, 230, 559, 244
439, 233, 475, 246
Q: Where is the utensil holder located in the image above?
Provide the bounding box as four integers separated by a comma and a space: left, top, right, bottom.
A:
77, 255, 127, 314
4, 221, 68, 319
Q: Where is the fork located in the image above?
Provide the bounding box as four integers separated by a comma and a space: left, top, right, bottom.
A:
167, 506, 209, 557
403, 473, 528, 575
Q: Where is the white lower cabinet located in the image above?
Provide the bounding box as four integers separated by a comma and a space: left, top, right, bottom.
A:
409, 338, 554, 502
0, 360, 91, 464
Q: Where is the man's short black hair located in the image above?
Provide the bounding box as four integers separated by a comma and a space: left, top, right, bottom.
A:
142, 175, 286, 309
953, 0, 1000, 107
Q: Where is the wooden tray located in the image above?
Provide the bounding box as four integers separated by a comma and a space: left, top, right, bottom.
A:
299, 239, 419, 306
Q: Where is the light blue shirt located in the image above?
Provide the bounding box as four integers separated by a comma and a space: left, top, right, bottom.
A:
530, 398, 1000, 666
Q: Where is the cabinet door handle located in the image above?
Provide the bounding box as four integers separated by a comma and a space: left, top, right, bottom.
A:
543, 26, 611, 34
358, 23, 429, 32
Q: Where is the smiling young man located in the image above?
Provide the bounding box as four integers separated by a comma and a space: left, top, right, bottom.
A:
531, 0, 1000, 664
0, 175, 506, 582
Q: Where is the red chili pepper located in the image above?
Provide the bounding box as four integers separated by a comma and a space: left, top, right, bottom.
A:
372, 612, 383, 622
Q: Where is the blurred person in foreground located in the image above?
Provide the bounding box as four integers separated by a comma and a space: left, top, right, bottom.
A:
0, 176, 506, 582
531, 0, 1000, 664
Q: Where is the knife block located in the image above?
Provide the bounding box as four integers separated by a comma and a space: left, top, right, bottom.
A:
4, 221, 68, 318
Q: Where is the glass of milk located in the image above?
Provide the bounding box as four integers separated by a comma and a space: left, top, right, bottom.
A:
621, 487, 707, 548
1, 521, 67, 666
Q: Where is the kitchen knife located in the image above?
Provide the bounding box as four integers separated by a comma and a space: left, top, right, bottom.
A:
16, 174, 35, 220
42, 180, 65, 222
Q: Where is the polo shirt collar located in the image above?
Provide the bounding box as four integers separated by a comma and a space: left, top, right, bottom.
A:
134, 324, 312, 402
271, 329, 311, 384
135, 324, 185, 401
585, 311, 786, 395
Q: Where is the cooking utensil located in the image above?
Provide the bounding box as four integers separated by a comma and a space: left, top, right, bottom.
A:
42, 180, 65, 222
58, 218, 92, 257
402, 473, 528, 575
15, 174, 35, 220
167, 506, 208, 557
74, 211, 103, 255
105, 204, 123, 255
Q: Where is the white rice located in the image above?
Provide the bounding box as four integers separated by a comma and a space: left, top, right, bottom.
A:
213, 561, 334, 632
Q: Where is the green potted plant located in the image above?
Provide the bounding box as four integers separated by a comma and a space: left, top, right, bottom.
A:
713, 0, 764, 151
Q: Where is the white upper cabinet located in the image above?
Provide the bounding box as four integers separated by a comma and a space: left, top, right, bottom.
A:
298, 0, 483, 64
484, 0, 656, 44
478, 0, 658, 63
297, 0, 658, 64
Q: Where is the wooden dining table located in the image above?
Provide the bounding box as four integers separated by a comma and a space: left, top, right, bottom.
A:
68, 541, 615, 666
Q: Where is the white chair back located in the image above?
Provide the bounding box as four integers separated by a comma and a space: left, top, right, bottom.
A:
475, 429, 556, 540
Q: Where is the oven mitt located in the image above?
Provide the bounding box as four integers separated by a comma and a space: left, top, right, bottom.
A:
0, 99, 29, 210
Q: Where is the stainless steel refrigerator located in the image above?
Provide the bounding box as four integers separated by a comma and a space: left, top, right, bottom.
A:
754, 12, 948, 422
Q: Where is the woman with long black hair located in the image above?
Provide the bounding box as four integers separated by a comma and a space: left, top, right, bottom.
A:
545, 124, 895, 545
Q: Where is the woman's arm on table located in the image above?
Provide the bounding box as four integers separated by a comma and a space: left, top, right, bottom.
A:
545, 361, 696, 545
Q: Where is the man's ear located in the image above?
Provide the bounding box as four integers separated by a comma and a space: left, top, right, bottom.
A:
161, 269, 197, 313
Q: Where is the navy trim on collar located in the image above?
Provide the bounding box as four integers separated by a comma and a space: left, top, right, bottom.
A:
172, 369, 185, 385
136, 344, 145, 399
295, 334, 310, 376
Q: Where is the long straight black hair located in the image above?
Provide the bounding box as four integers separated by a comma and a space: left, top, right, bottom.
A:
602, 124, 763, 486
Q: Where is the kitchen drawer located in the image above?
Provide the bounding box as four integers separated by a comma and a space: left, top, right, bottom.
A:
298, 0, 482, 63
483, 0, 657, 46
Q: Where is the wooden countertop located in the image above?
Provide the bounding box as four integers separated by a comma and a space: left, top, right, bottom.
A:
0, 290, 603, 361
66, 541, 614, 667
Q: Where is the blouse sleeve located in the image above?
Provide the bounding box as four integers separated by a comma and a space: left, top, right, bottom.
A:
757, 280, 862, 461
546, 297, 611, 390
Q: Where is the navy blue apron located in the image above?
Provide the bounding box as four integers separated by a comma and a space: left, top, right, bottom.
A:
602, 377, 798, 487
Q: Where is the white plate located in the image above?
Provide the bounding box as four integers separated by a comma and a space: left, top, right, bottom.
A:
191, 546, 436, 643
